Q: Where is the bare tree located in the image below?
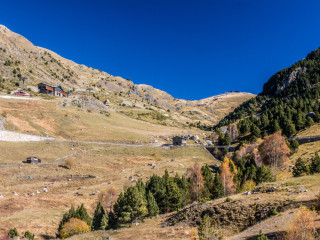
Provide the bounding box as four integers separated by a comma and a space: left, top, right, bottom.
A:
259, 131, 290, 180
186, 162, 204, 202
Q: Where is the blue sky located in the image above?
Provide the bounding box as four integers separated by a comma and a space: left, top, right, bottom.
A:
2, 0, 320, 100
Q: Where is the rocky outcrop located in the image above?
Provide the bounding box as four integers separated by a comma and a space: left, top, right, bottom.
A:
165, 199, 293, 231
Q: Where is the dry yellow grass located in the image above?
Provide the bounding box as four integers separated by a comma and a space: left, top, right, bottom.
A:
0, 140, 217, 238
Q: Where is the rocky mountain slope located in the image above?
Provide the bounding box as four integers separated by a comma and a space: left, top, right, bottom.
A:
0, 25, 254, 127
217, 47, 320, 138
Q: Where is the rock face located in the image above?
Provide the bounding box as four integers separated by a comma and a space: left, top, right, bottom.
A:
165, 199, 293, 231
275, 67, 307, 95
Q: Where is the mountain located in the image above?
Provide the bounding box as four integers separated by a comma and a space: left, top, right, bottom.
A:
0, 25, 254, 127
217, 47, 320, 138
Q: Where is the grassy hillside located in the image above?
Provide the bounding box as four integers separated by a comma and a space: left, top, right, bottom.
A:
0, 25, 253, 128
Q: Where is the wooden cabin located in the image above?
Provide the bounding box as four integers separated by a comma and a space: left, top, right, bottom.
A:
38, 83, 69, 97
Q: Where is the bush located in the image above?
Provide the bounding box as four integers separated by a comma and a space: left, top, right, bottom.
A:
240, 180, 256, 192
8, 228, 19, 238
225, 197, 231, 202
24, 231, 35, 240
59, 218, 90, 239
270, 207, 279, 216
64, 158, 76, 169
256, 230, 269, 240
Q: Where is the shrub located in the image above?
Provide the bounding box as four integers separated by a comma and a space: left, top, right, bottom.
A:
240, 180, 256, 192
59, 218, 90, 239
256, 230, 269, 240
270, 207, 279, 216
64, 158, 76, 169
24, 231, 35, 240
225, 197, 231, 202
8, 228, 19, 238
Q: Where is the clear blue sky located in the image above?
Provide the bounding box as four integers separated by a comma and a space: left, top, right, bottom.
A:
2, 0, 320, 100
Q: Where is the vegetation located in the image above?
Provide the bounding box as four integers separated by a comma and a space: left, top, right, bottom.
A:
256, 230, 269, 240
217, 47, 320, 139
285, 206, 318, 240
59, 218, 91, 239
8, 228, 19, 238
197, 214, 222, 240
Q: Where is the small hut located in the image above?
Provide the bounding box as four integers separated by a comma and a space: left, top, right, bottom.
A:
26, 156, 41, 164
172, 136, 187, 146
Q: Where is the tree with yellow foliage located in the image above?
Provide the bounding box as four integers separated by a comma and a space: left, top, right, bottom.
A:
59, 218, 90, 239
285, 206, 318, 240
220, 157, 236, 196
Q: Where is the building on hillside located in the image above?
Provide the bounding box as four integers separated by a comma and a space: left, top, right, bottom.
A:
26, 156, 41, 164
172, 136, 187, 146
38, 83, 69, 97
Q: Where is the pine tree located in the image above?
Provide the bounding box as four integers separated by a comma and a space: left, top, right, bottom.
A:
211, 173, 224, 199
100, 213, 109, 230
166, 180, 182, 211
292, 158, 308, 177
146, 174, 167, 213
136, 179, 146, 198
310, 152, 320, 174
114, 186, 148, 225
75, 204, 92, 229
251, 124, 261, 138
255, 164, 273, 185
306, 116, 314, 128
146, 191, 159, 217
93, 201, 108, 230
224, 132, 231, 145
272, 120, 280, 133
58, 205, 76, 233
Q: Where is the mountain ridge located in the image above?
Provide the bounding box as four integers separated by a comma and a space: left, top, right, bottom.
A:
0, 25, 254, 127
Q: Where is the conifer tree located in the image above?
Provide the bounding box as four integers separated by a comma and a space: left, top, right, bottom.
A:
147, 191, 159, 217
255, 164, 273, 185
292, 158, 308, 177
166, 180, 182, 211
58, 205, 77, 233
114, 186, 148, 225
211, 173, 224, 199
306, 116, 314, 128
224, 132, 231, 145
75, 204, 92, 229
93, 201, 108, 230
272, 120, 280, 133
100, 214, 109, 230
310, 152, 320, 174
146, 174, 167, 213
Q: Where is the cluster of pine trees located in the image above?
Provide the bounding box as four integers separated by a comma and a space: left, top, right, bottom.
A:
292, 152, 320, 177
217, 47, 320, 139
58, 157, 275, 237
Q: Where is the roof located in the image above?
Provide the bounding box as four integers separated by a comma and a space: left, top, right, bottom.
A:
38, 83, 67, 93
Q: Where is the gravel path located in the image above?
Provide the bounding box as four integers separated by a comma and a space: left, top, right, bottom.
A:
0, 130, 54, 142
